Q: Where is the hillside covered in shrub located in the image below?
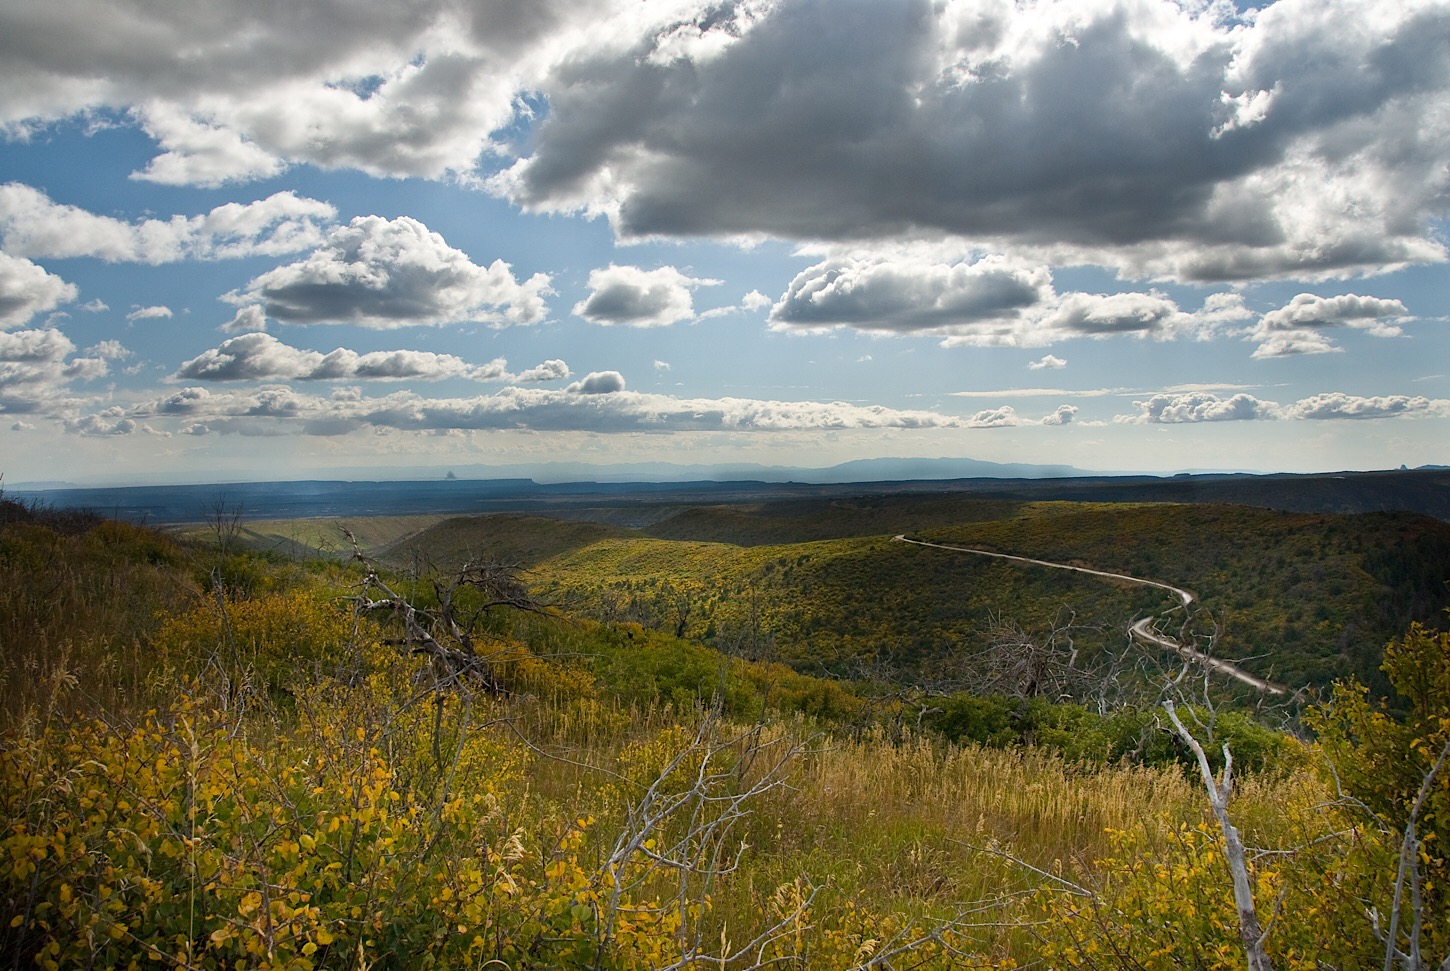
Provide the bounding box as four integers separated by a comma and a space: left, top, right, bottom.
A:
3, 495, 1447, 969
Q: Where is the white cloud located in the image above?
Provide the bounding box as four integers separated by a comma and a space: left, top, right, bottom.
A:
0, 327, 108, 415
769, 251, 1244, 348
966, 405, 1019, 428
1028, 354, 1066, 371
226, 215, 552, 328
1117, 391, 1450, 424
126, 305, 173, 321
741, 290, 771, 312
1036, 291, 1193, 339
770, 255, 1051, 335
64, 407, 138, 436
221, 305, 268, 334
86, 339, 131, 359
1250, 292, 1412, 357
0, 183, 335, 263
130, 102, 287, 186
0, 252, 76, 329
1282, 392, 1450, 421
515, 358, 570, 382
1041, 404, 1076, 426
173, 332, 518, 383
131, 378, 969, 436
1121, 392, 1280, 424
652, 359, 672, 371
573, 264, 716, 327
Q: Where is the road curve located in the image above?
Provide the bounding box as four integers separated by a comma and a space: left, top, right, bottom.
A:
892, 535, 1288, 697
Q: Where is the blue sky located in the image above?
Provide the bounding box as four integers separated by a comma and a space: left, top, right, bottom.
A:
2, 0, 1448, 486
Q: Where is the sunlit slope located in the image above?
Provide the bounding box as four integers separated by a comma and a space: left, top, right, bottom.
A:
529, 530, 1166, 681
528, 500, 1450, 692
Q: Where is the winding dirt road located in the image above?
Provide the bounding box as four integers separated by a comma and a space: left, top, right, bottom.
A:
891, 535, 1289, 697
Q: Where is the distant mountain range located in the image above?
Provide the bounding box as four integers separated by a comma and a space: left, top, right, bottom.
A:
9, 464, 1450, 524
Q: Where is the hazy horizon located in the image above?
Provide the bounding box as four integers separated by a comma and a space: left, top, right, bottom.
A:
3, 0, 1448, 485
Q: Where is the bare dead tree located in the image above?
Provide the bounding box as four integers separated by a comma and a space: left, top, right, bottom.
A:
1374, 738, 1450, 971
592, 709, 812, 968
1164, 695, 1274, 971
342, 529, 549, 695
204, 497, 245, 556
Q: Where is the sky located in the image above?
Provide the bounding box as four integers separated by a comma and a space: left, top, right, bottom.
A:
1, 0, 1448, 486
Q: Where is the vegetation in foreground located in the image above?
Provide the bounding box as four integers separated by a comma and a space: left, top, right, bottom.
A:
2, 495, 1446, 969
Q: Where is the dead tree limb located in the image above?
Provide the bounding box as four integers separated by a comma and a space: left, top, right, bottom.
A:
1164, 699, 1274, 971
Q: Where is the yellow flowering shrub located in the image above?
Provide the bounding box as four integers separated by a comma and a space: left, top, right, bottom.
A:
0, 677, 686, 969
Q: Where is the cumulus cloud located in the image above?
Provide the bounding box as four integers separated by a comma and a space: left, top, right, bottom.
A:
966, 406, 1019, 428
1282, 392, 1450, 421
173, 332, 521, 383
221, 305, 268, 334
741, 290, 771, 312
126, 305, 173, 321
0, 184, 335, 263
565, 370, 626, 394
1041, 404, 1076, 425
1028, 355, 1066, 371
1250, 292, 1412, 358
226, 215, 552, 328
1122, 392, 1280, 424
770, 255, 1051, 335
1117, 391, 1450, 424
572, 264, 716, 327
492, 0, 1450, 281
1036, 291, 1193, 339
0, 327, 108, 414
86, 339, 131, 359
0, 252, 75, 328
3, 1, 1445, 282
769, 252, 1241, 347
130, 379, 968, 436
64, 407, 138, 436
131, 103, 289, 186
515, 358, 570, 382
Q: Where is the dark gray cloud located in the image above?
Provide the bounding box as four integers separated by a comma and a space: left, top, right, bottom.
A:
226, 215, 552, 328
497, 0, 1450, 281
6, 1, 1445, 281
0, 0, 623, 181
